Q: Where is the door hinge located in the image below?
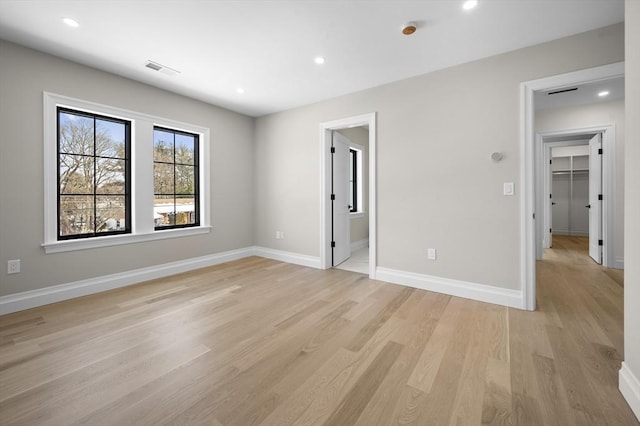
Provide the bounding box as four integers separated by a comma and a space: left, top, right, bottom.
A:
599, 239, 603, 246
330, 147, 335, 154
598, 194, 603, 201
549, 194, 552, 199
598, 148, 603, 155
330, 194, 335, 201
533, 213, 536, 219
550, 228, 552, 233
331, 241, 336, 248
550, 159, 552, 165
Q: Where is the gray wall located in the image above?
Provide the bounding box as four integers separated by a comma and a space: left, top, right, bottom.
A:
0, 23, 628, 300
624, 0, 640, 418
536, 99, 625, 263
0, 40, 255, 296
254, 24, 624, 290
336, 127, 369, 244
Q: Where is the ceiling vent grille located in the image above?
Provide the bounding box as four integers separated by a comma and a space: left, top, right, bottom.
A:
145, 60, 180, 77
547, 87, 578, 95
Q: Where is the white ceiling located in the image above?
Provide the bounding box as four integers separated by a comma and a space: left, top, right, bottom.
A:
0, 0, 624, 117
534, 76, 625, 110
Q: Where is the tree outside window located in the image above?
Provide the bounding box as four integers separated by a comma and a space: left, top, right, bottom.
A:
153, 127, 199, 229
57, 108, 131, 239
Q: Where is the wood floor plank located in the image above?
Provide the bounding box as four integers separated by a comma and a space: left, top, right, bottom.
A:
323, 340, 404, 425
414, 299, 476, 426
260, 348, 359, 426
345, 286, 414, 352
447, 303, 495, 426
387, 384, 425, 426
287, 316, 408, 426
407, 297, 463, 392
353, 293, 450, 425
481, 357, 512, 426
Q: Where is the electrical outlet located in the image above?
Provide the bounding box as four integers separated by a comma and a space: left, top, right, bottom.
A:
427, 248, 437, 261
7, 259, 20, 274
275, 231, 284, 240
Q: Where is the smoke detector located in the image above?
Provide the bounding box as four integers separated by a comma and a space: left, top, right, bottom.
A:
402, 22, 417, 35
145, 60, 180, 77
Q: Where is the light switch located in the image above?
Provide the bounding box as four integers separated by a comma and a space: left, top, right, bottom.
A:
504, 182, 514, 196
427, 248, 437, 260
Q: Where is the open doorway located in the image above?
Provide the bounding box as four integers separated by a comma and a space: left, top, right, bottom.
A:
320, 113, 377, 278
520, 62, 624, 310
331, 128, 369, 274
538, 131, 610, 266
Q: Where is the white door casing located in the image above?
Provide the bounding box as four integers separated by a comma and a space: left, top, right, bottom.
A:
332, 132, 351, 266
320, 112, 377, 277
521, 61, 623, 311
589, 133, 603, 264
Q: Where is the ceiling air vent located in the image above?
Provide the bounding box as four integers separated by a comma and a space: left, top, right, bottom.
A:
145, 60, 180, 77
547, 87, 578, 95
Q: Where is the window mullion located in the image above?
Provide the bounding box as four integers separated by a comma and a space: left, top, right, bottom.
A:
93, 116, 97, 236
173, 133, 177, 225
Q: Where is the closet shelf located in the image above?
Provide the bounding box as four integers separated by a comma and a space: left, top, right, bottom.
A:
552, 169, 589, 175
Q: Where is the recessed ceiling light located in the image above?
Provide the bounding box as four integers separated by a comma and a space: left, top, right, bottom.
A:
598, 90, 610, 97
236, 88, 245, 94
62, 17, 79, 28
314, 57, 326, 65
462, 0, 478, 10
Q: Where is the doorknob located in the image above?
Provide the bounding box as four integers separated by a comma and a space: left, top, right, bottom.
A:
552, 202, 556, 205
585, 204, 591, 208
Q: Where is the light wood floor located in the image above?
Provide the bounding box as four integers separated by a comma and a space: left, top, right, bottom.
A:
0, 236, 637, 425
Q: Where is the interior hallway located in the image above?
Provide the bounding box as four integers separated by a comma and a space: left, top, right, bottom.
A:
511, 234, 632, 424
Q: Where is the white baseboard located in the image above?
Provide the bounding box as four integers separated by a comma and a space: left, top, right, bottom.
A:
2, 246, 521, 315
0, 246, 323, 315
0, 247, 254, 315
615, 257, 625, 269
252, 246, 321, 269
553, 230, 589, 237
375, 267, 523, 309
620, 362, 640, 421
351, 238, 369, 252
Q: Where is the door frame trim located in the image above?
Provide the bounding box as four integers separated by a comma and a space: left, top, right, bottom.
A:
320, 113, 377, 277
520, 62, 623, 310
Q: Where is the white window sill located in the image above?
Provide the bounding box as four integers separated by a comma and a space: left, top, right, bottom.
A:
42, 226, 211, 254
350, 212, 366, 219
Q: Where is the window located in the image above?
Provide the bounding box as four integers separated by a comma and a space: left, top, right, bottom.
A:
57, 107, 131, 239
44, 93, 211, 253
153, 127, 199, 229
349, 149, 358, 213
348, 144, 364, 215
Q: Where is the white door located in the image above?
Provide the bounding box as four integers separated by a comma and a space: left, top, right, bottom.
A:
588, 133, 603, 264
332, 132, 351, 266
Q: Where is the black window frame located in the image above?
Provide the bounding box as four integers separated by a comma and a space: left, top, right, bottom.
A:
349, 148, 358, 213
56, 107, 132, 240
153, 126, 200, 231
